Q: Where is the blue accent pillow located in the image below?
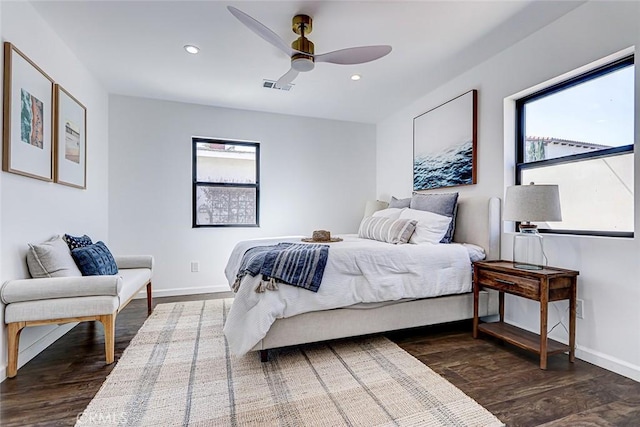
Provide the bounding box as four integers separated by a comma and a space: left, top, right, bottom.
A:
71, 241, 118, 276
63, 234, 93, 251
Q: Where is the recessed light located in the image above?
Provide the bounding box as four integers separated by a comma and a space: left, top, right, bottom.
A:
184, 45, 200, 54
351, 74, 361, 81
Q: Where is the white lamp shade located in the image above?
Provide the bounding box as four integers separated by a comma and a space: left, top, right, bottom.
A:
363, 200, 389, 218
504, 184, 562, 222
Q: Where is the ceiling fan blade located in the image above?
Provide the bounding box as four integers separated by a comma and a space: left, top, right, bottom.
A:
227, 6, 293, 57
275, 68, 299, 89
314, 45, 392, 65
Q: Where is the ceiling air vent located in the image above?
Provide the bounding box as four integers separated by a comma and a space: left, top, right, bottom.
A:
263, 79, 294, 91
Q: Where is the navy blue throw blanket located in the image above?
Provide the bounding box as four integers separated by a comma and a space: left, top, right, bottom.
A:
233, 242, 329, 293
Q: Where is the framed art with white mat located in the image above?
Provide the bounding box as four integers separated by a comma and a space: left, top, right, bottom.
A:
54, 84, 86, 188
2, 42, 55, 181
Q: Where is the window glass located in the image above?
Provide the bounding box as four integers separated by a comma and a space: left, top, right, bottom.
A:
523, 66, 634, 163
195, 143, 256, 184
195, 186, 257, 226
522, 153, 633, 233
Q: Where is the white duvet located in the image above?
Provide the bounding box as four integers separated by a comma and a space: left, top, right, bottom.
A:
222, 234, 473, 356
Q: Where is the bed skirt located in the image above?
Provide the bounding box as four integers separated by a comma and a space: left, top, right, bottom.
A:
250, 289, 498, 352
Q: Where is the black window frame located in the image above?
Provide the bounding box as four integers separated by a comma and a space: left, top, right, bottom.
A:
515, 55, 634, 238
192, 137, 260, 228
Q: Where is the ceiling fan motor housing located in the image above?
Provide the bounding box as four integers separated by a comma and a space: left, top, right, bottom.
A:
291, 39, 314, 71
291, 14, 314, 71
292, 14, 312, 36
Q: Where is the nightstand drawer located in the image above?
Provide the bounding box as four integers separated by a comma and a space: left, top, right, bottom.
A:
476, 269, 539, 299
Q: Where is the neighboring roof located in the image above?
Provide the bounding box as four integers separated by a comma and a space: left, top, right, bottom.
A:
526, 136, 612, 150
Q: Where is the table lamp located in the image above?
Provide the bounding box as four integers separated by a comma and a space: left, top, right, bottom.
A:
363, 200, 389, 218
503, 183, 562, 270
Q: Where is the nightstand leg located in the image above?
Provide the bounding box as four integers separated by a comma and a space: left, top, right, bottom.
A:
498, 291, 505, 323
569, 279, 577, 362
473, 290, 479, 338
473, 264, 479, 339
540, 279, 549, 370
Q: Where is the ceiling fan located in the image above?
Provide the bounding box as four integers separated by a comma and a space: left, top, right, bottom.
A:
227, 6, 392, 89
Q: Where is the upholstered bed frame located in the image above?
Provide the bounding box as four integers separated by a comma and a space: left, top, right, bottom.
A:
252, 196, 502, 360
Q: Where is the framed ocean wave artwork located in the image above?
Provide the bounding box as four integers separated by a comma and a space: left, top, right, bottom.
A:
413, 89, 477, 191
2, 42, 55, 181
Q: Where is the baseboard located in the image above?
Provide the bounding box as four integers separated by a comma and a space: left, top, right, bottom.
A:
1, 323, 77, 383
575, 346, 640, 382
134, 285, 232, 299
505, 319, 640, 382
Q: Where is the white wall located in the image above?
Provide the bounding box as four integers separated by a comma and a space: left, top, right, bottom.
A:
0, 2, 109, 380
377, 1, 640, 380
108, 95, 376, 296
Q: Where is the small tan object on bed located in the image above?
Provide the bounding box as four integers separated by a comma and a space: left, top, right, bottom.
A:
301, 229, 343, 242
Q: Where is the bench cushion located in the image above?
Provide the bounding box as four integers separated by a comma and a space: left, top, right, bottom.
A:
5, 296, 119, 323
118, 268, 152, 306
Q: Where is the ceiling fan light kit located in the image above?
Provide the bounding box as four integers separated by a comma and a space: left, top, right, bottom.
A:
227, 6, 391, 89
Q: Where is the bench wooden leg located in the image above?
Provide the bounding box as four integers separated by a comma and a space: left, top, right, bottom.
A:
146, 281, 153, 315
99, 313, 116, 364
6, 321, 26, 378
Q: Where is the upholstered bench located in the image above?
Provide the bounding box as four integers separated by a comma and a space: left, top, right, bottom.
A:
1, 255, 153, 378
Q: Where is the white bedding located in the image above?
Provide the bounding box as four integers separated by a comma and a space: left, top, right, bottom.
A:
223, 234, 474, 356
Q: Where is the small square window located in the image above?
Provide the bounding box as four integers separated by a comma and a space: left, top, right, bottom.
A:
193, 138, 260, 227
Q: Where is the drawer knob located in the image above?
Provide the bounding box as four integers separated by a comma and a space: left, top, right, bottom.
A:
496, 279, 515, 286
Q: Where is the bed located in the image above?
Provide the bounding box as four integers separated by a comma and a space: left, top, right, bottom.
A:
223, 196, 501, 360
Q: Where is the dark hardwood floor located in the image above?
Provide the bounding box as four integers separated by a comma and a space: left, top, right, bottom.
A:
2, 293, 639, 426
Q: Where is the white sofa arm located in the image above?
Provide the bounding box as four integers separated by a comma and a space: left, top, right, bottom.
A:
114, 255, 154, 270
1, 275, 123, 304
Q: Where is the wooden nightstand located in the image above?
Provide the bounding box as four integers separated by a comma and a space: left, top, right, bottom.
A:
473, 260, 579, 369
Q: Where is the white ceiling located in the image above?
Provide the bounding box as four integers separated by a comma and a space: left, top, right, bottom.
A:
30, 1, 583, 123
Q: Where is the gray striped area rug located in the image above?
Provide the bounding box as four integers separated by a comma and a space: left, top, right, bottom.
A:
76, 299, 504, 427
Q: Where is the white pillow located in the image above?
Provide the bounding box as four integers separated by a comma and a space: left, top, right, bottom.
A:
399, 208, 452, 244
462, 243, 486, 262
372, 207, 405, 221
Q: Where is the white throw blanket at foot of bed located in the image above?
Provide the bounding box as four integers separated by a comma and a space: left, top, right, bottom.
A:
223, 234, 472, 356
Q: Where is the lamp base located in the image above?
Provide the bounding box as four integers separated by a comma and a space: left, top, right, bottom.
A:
513, 262, 543, 270
512, 226, 547, 270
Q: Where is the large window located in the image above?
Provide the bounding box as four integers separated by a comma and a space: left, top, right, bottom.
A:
516, 55, 634, 237
192, 138, 260, 227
